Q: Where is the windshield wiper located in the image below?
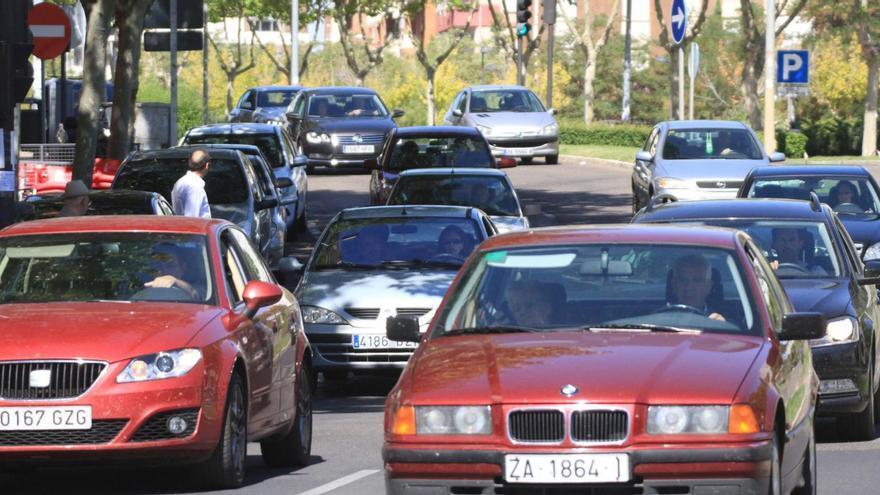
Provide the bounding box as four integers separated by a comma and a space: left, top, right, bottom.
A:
442, 325, 540, 336
314, 261, 379, 271
583, 324, 701, 334
381, 259, 462, 269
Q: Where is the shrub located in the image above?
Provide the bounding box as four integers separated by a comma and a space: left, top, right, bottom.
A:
558, 123, 652, 147
784, 132, 809, 159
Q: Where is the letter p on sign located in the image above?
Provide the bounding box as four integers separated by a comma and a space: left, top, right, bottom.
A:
777, 50, 809, 84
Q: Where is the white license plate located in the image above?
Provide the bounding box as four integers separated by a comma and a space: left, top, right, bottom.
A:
504, 453, 630, 484
0, 406, 92, 431
505, 148, 532, 156
352, 334, 418, 350
343, 145, 374, 154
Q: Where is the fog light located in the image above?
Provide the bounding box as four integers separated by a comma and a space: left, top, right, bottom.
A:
330, 159, 338, 166
167, 416, 188, 435
819, 379, 858, 395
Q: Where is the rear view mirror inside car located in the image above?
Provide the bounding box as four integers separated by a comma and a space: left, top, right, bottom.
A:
579, 260, 633, 277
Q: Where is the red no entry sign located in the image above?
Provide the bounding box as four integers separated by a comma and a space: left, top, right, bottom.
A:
27, 3, 71, 60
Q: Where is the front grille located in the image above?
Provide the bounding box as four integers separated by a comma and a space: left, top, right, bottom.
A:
345, 307, 380, 319
0, 419, 127, 446
696, 180, 743, 189
336, 134, 385, 145
130, 409, 199, 442
308, 334, 415, 363
571, 410, 628, 443
0, 361, 106, 400
395, 308, 432, 317
489, 138, 555, 148
508, 410, 565, 443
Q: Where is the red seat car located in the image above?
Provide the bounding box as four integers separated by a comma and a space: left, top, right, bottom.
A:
383, 225, 826, 495
0, 216, 312, 488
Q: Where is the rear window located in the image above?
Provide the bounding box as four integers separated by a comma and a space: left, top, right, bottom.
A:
386, 136, 492, 171
184, 133, 284, 168
32, 196, 153, 219
388, 175, 519, 216
114, 157, 248, 205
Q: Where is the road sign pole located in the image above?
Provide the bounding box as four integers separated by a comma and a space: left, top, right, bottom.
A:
763, 0, 776, 152
546, 22, 554, 109
621, 0, 632, 121
170, 0, 178, 146
678, 46, 684, 120
669, 0, 687, 120
291, 0, 299, 85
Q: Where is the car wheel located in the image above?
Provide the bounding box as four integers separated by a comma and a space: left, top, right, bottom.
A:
198, 373, 248, 489
295, 198, 308, 233
632, 186, 642, 215
838, 365, 876, 441
520, 157, 534, 165
792, 423, 817, 495
260, 364, 313, 467
545, 154, 558, 165
768, 431, 782, 495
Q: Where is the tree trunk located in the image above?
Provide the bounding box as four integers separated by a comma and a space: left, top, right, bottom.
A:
426, 70, 435, 126
226, 75, 235, 113
667, 49, 679, 120
863, 54, 879, 156
73, 0, 114, 186
107, 0, 151, 160
583, 54, 598, 124
741, 63, 762, 130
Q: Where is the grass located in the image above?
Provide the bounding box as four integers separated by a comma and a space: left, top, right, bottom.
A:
785, 155, 880, 165
560, 144, 639, 163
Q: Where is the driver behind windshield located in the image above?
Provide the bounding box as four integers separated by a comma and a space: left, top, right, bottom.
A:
770, 227, 827, 275
667, 254, 726, 322
437, 225, 471, 260
144, 243, 200, 300
506, 280, 556, 328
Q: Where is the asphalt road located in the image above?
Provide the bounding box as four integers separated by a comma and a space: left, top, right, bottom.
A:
4, 157, 880, 494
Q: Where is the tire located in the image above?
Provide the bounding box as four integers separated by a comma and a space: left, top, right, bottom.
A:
198, 373, 248, 489
632, 190, 642, 215
545, 154, 558, 165
838, 366, 876, 441
295, 198, 308, 233
520, 157, 534, 165
768, 431, 782, 495
260, 365, 313, 468
792, 425, 817, 495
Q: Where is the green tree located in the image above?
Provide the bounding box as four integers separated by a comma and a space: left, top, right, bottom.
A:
206, 0, 258, 113
333, 0, 398, 86
245, 0, 331, 82
651, 0, 710, 120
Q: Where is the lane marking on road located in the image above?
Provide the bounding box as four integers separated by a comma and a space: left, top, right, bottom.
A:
298, 469, 380, 495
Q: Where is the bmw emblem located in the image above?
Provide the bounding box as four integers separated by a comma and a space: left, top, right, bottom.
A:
353, 134, 363, 143
560, 384, 579, 397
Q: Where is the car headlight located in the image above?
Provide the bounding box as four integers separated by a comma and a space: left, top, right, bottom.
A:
475, 125, 492, 137
647, 405, 729, 434
306, 132, 331, 144
864, 242, 880, 261
330, 134, 339, 146
656, 177, 691, 190
415, 406, 492, 435
811, 317, 858, 347
301, 305, 348, 324
116, 348, 202, 383
541, 123, 558, 135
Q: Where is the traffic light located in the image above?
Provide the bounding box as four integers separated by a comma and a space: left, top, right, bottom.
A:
11, 42, 34, 103
516, 0, 532, 38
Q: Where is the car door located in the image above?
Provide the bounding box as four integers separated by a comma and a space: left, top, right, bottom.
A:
228, 228, 299, 428
633, 126, 660, 202
288, 94, 307, 143
232, 90, 256, 122
279, 127, 307, 214
220, 229, 275, 428
242, 156, 272, 257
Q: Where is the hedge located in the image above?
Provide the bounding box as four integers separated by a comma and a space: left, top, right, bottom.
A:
559, 123, 652, 147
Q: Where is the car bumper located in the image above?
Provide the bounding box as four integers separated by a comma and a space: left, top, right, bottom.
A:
654, 187, 740, 202
812, 341, 871, 415
305, 153, 377, 169
305, 322, 424, 372
383, 442, 771, 495
0, 367, 222, 464
488, 138, 558, 158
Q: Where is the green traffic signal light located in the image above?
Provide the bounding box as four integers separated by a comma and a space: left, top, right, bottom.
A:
516, 23, 531, 37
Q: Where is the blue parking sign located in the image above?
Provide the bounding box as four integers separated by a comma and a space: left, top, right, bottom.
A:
777, 50, 809, 84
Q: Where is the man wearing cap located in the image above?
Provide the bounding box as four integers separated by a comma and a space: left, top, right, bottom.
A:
171, 148, 211, 218
58, 180, 91, 217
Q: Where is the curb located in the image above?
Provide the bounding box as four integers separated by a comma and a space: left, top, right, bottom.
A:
561, 154, 632, 169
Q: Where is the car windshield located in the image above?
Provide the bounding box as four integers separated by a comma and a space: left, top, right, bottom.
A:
388, 175, 520, 217
747, 177, 880, 215
673, 220, 842, 278
469, 90, 545, 113
256, 90, 298, 108
433, 244, 758, 335
662, 128, 763, 160
308, 94, 389, 118
311, 217, 483, 270
31, 195, 153, 219
0, 233, 213, 305
184, 133, 284, 168
386, 137, 493, 171
114, 157, 248, 205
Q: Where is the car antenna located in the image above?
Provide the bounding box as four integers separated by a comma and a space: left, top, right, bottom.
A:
808, 191, 822, 212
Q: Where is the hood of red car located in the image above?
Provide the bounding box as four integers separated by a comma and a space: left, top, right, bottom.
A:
408, 331, 764, 405
0, 302, 223, 363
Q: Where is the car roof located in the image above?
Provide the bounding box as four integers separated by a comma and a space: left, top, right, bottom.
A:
128, 147, 242, 161
0, 215, 226, 237
466, 85, 530, 91
185, 123, 280, 136
662, 120, 750, 130
174, 143, 263, 156
636, 199, 827, 222
339, 205, 478, 220
302, 86, 379, 96
748, 165, 870, 178
249, 85, 305, 92
398, 168, 507, 177
393, 126, 482, 138
478, 224, 741, 251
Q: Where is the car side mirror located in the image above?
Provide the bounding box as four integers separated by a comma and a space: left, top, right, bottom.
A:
859, 260, 880, 285
386, 315, 421, 343
242, 280, 283, 320
240, 101, 253, 110
769, 152, 786, 163
547, 108, 556, 116
285, 111, 300, 122
635, 150, 653, 162
278, 256, 304, 274
452, 109, 463, 118
274, 177, 293, 188
524, 204, 541, 216
293, 154, 308, 168
497, 156, 517, 168
392, 109, 405, 119
256, 198, 279, 210
364, 158, 380, 170
778, 312, 826, 341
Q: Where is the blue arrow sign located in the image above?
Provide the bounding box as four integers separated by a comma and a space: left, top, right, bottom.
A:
670, 0, 687, 45
777, 50, 809, 84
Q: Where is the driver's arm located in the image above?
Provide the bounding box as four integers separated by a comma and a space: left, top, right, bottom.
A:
145, 275, 199, 300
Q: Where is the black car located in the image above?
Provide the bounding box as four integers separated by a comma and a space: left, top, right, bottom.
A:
23, 190, 173, 219
633, 196, 880, 440
365, 126, 516, 205
229, 85, 305, 124
111, 147, 285, 270
284, 86, 404, 171
738, 165, 880, 260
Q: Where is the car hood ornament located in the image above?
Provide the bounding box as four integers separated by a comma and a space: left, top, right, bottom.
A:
560, 384, 579, 397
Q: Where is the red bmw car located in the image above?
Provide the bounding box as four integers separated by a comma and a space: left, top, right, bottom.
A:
383, 225, 826, 494
0, 216, 312, 488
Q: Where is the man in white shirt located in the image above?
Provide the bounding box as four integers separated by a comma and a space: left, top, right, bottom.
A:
172, 148, 211, 218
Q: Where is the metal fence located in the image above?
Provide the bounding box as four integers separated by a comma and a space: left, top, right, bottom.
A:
19, 144, 76, 164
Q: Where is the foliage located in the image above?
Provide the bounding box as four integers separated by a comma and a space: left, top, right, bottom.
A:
783, 131, 809, 159
800, 115, 863, 156
558, 123, 652, 147
812, 34, 867, 116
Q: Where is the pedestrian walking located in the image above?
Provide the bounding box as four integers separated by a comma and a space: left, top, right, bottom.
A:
58, 179, 90, 217
171, 148, 212, 218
